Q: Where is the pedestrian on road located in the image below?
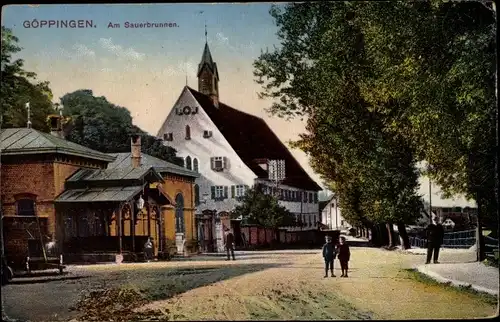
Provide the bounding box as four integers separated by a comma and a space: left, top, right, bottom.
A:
224, 227, 236, 260
337, 236, 351, 277
425, 218, 445, 264
322, 235, 337, 277
144, 237, 154, 262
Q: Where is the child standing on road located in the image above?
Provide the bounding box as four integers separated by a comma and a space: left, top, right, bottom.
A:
337, 236, 351, 277
322, 235, 337, 278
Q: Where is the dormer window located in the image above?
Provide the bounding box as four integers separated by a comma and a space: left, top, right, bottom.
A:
203, 130, 213, 138
163, 133, 173, 141
210, 157, 227, 172
185, 125, 191, 140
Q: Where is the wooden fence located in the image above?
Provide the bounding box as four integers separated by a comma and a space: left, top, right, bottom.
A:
239, 225, 340, 249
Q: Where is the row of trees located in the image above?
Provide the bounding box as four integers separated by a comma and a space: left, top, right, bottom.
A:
253, 1, 497, 251
1, 26, 182, 166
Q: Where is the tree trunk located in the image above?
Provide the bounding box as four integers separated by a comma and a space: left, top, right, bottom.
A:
397, 222, 411, 250
386, 223, 394, 247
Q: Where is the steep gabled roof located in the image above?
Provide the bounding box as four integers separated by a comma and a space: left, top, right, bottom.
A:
106, 152, 199, 178
186, 87, 321, 191
0, 128, 115, 162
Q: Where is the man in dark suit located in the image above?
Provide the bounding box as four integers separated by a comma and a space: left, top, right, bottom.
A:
224, 227, 236, 260
426, 217, 445, 264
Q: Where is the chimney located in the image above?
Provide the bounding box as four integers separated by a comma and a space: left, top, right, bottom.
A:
209, 93, 219, 108
131, 135, 142, 168
47, 114, 65, 139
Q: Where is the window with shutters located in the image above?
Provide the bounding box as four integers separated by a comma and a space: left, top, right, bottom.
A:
211, 185, 227, 201
302, 191, 307, 203
308, 192, 313, 203
210, 157, 226, 171
163, 133, 173, 141
314, 192, 318, 203
185, 125, 191, 140
193, 158, 199, 172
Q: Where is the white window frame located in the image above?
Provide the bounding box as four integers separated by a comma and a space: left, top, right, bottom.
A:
215, 186, 224, 198
235, 185, 246, 197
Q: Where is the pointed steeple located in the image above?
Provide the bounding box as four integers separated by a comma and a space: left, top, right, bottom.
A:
197, 26, 220, 107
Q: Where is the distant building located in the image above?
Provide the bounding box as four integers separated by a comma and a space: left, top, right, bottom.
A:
319, 195, 350, 231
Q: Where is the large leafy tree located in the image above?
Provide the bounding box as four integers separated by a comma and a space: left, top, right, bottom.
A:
255, 2, 423, 248
231, 187, 297, 242
1, 26, 55, 130
253, 2, 496, 252
60, 90, 183, 166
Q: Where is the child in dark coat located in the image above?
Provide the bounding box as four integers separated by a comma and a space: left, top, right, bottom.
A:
322, 235, 337, 277
337, 236, 351, 277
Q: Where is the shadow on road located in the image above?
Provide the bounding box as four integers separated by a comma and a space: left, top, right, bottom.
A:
130, 262, 283, 301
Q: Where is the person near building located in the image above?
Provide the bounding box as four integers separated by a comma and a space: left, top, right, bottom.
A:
224, 227, 235, 260
322, 235, 337, 278
144, 237, 154, 262
426, 218, 445, 264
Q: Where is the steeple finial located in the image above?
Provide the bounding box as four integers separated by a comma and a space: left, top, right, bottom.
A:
205, 22, 207, 42
185, 56, 188, 86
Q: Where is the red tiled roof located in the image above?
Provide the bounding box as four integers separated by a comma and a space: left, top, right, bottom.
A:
187, 87, 321, 191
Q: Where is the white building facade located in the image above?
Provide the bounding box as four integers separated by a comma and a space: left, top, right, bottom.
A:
320, 196, 350, 231
157, 41, 321, 232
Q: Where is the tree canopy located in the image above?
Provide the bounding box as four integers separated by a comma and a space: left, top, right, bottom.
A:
253, 1, 496, 230
60, 90, 183, 166
231, 187, 297, 229
1, 26, 55, 130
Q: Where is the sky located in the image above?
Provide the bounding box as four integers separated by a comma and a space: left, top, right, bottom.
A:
2, 3, 328, 189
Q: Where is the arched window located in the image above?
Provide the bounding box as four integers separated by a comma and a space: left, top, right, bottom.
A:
175, 193, 185, 233
185, 125, 191, 140
194, 184, 200, 206
193, 158, 199, 172
16, 199, 36, 216
185, 156, 192, 170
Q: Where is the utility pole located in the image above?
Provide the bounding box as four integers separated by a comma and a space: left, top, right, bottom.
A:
428, 162, 433, 224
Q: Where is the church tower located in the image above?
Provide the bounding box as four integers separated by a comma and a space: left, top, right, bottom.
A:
197, 26, 220, 107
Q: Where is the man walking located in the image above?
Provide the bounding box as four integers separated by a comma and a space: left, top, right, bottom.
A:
426, 217, 445, 264
224, 227, 236, 260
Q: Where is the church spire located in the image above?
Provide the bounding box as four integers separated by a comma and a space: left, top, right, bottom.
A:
197, 24, 220, 107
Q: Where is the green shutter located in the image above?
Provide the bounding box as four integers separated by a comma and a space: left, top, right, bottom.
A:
231, 185, 236, 198
211, 186, 216, 199
224, 186, 229, 199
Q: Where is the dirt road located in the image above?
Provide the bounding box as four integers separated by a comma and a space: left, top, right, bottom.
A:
1, 247, 497, 321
